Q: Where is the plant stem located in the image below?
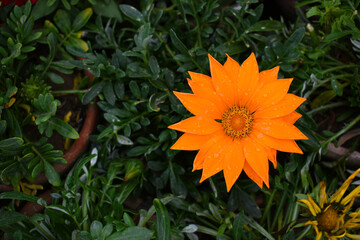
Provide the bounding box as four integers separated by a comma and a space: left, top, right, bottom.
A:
307, 102, 347, 115
196, 225, 232, 239
261, 189, 276, 226
51, 89, 89, 95
324, 114, 360, 146
321, 64, 359, 75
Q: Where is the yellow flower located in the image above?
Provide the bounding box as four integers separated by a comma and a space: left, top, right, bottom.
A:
168, 53, 307, 191
299, 168, 360, 239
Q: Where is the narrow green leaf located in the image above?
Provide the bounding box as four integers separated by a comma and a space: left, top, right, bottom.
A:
44, 160, 61, 186
149, 55, 160, 77
119, 4, 144, 24
47, 32, 57, 59
48, 118, 79, 139
153, 198, 171, 240
0, 137, 23, 152
82, 81, 105, 104
169, 29, 189, 55
233, 212, 245, 240
72, 8, 93, 32
324, 30, 353, 42
47, 72, 64, 84
330, 79, 343, 96
115, 180, 138, 205
103, 81, 116, 105
53, 9, 71, 34
0, 192, 40, 203
283, 27, 305, 55
129, 80, 141, 99
107, 226, 153, 240
31, 0, 59, 20
244, 215, 275, 240
247, 20, 285, 32
0, 211, 27, 227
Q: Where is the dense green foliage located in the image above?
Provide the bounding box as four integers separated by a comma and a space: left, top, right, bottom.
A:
1, 0, 360, 239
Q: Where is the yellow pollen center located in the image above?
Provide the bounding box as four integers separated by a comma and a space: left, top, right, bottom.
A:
317, 206, 342, 232
222, 106, 253, 139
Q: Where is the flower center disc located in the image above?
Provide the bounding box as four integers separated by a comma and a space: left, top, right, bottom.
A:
222, 106, 253, 139
317, 207, 342, 232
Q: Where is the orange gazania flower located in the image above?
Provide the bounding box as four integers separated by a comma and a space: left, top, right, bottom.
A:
169, 53, 308, 191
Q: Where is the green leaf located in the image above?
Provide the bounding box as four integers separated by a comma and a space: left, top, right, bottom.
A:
0, 137, 23, 152
107, 226, 153, 240
129, 80, 141, 99
153, 198, 171, 240
44, 160, 61, 186
239, 189, 261, 218
90, 220, 103, 239
72, 8, 93, 32
169, 29, 189, 55
283, 27, 305, 55
82, 81, 106, 104
119, 4, 144, 24
247, 20, 285, 32
92, 0, 122, 22
115, 180, 138, 205
0, 192, 40, 203
330, 79, 343, 96
169, 162, 187, 197
149, 55, 160, 77
103, 81, 116, 105
47, 32, 57, 60
31, 0, 59, 20
53, 9, 71, 34
324, 30, 353, 42
48, 118, 79, 139
47, 72, 64, 84
233, 212, 245, 240
0, 211, 27, 227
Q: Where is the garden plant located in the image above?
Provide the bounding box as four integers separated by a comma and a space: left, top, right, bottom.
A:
0, 0, 360, 239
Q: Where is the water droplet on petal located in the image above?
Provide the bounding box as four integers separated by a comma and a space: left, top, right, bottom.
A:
263, 93, 268, 97
214, 153, 219, 158
256, 148, 260, 152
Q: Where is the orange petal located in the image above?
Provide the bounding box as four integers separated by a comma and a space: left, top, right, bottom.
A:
243, 161, 263, 188
192, 131, 223, 171
208, 54, 235, 107
253, 118, 308, 140
223, 140, 245, 191
279, 111, 302, 124
251, 130, 303, 154
168, 116, 222, 135
254, 94, 306, 119
173, 91, 222, 119
199, 133, 230, 183
187, 72, 216, 97
223, 54, 241, 101
250, 78, 293, 111
237, 53, 259, 105
264, 146, 277, 168
188, 71, 213, 86
243, 138, 269, 188
259, 66, 279, 85
170, 133, 213, 150
187, 77, 226, 114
